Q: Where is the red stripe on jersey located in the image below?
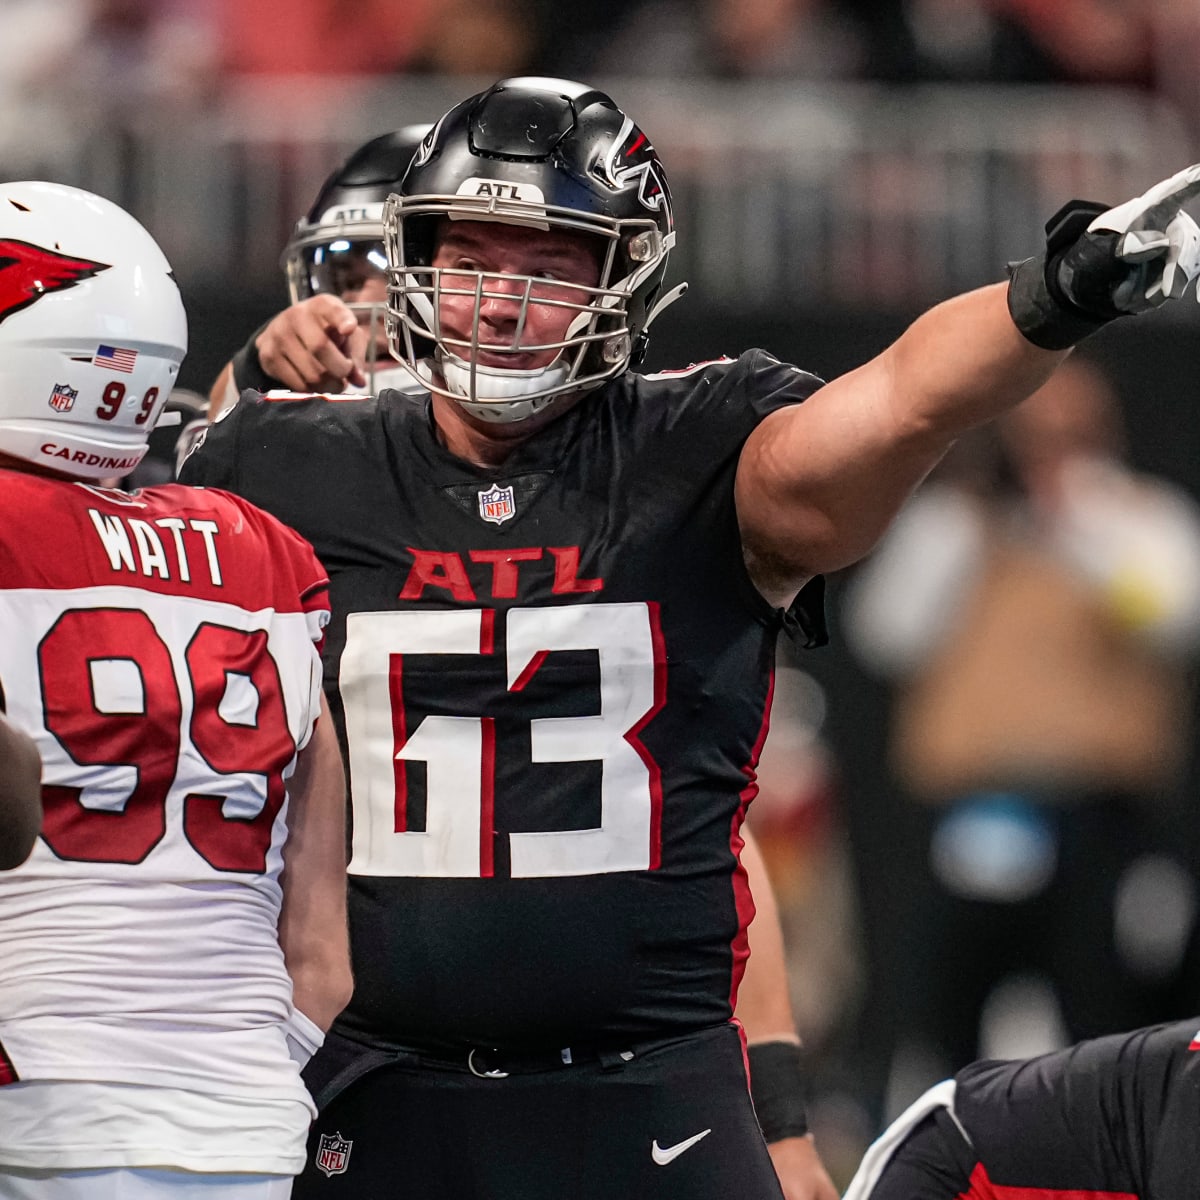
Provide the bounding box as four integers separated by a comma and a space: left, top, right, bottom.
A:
510, 649, 548, 693
625, 601, 667, 870
729, 1015, 752, 1084
480, 717, 496, 878
389, 653, 408, 832
479, 614, 497, 874
727, 668, 776, 1013
0, 1042, 17, 1086
959, 1162, 1137, 1200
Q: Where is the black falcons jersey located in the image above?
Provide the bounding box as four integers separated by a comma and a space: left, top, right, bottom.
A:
180, 349, 822, 1051
953, 1019, 1200, 1198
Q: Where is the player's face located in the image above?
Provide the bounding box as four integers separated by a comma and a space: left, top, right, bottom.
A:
430, 221, 602, 371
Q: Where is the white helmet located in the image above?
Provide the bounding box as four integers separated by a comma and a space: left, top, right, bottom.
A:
0, 181, 186, 480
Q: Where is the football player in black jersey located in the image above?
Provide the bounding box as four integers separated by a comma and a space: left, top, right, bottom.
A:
207, 125, 432, 416
180, 77, 1200, 1200
0, 712, 40, 870
844, 1017, 1200, 1200
207, 119, 829, 1200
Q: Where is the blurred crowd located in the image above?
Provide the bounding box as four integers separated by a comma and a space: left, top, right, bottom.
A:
6, 0, 1200, 101
742, 348, 1200, 1180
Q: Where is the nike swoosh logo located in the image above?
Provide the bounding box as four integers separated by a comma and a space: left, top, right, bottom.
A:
651, 1129, 711, 1165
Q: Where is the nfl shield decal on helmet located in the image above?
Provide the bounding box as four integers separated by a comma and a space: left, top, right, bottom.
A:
315, 1131, 353, 1177
48, 382, 77, 412
478, 483, 516, 525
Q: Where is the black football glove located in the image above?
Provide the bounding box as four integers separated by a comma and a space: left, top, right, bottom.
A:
1008, 164, 1200, 349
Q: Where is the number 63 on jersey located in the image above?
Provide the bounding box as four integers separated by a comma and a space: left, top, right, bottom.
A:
341, 603, 666, 880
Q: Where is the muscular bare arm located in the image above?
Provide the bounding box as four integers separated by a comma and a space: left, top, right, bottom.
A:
739, 165, 1200, 605
737, 284, 1066, 605
277, 693, 353, 1031
0, 712, 41, 870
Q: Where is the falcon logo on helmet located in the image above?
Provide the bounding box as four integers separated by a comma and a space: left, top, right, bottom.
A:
595, 116, 670, 216
0, 239, 109, 326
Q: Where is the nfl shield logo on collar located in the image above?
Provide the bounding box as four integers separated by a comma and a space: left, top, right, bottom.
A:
48, 383, 77, 412
478, 483, 516, 525
315, 1131, 353, 1177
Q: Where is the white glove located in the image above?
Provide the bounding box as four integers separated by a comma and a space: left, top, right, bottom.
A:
1008, 163, 1200, 348
1086, 163, 1200, 311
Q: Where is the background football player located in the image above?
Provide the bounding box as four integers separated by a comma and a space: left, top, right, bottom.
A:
207, 125, 431, 416
0, 181, 352, 1199
844, 1016, 1200, 1200
182, 77, 1200, 1200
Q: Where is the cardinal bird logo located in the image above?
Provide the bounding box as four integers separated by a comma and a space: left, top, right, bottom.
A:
0, 239, 109, 326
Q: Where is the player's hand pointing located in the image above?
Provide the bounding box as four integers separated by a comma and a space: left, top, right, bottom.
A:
255, 294, 370, 393
1008, 164, 1200, 349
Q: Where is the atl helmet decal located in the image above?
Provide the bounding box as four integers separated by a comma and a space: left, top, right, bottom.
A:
0, 239, 110, 325
594, 116, 669, 215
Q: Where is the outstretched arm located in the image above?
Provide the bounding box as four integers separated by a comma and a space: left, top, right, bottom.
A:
738, 830, 838, 1200
0, 712, 41, 870
739, 284, 1062, 603
737, 168, 1200, 605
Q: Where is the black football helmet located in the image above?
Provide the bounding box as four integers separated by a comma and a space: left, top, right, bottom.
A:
384, 77, 686, 423
282, 125, 430, 394
283, 125, 431, 304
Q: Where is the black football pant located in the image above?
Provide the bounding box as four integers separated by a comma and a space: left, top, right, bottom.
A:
294, 1022, 784, 1200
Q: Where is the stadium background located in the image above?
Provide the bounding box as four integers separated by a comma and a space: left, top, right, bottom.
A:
9, 0, 1200, 1181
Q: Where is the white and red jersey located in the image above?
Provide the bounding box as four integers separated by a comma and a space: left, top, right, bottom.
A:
0, 468, 330, 1171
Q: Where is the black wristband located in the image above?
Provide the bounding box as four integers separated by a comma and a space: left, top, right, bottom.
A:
748, 1040, 808, 1142
231, 319, 284, 393
1006, 255, 1111, 350
1006, 198, 1117, 350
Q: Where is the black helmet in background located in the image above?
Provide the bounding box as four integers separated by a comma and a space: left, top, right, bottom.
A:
283, 125, 432, 304
282, 125, 431, 394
